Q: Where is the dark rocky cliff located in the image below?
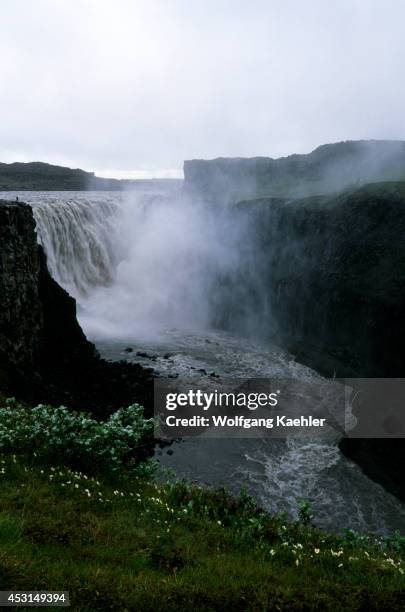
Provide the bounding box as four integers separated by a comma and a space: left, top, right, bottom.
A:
213, 182, 405, 502
0, 199, 153, 416
244, 183, 405, 378
185, 140, 405, 200
0, 202, 43, 369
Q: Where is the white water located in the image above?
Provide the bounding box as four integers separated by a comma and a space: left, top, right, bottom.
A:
3, 189, 405, 534
33, 193, 123, 298
24, 189, 250, 341
99, 328, 405, 534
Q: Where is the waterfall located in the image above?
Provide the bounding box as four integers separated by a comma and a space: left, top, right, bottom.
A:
32, 194, 123, 299
26, 190, 254, 342
5, 190, 404, 537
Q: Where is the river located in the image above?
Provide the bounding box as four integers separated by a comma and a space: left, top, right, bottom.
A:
3, 188, 405, 535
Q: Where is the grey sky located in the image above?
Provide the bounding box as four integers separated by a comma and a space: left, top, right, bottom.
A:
1, 0, 404, 178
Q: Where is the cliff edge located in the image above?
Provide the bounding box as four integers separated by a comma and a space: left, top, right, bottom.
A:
0, 199, 153, 416
214, 182, 405, 502
184, 140, 405, 200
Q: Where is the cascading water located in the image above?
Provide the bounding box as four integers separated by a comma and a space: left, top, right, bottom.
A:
30, 189, 254, 341
3, 188, 405, 535
32, 193, 124, 298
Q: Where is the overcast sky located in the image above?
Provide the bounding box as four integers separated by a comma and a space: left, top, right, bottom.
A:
1, 0, 404, 178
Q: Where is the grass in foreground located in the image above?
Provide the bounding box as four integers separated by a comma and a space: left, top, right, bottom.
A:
0, 455, 403, 611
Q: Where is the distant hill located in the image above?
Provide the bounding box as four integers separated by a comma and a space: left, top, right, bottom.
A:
0, 161, 183, 191
184, 140, 405, 200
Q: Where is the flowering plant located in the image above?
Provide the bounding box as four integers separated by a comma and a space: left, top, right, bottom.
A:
0, 399, 155, 475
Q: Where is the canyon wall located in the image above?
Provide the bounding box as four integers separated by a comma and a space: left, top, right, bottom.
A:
0, 199, 153, 416
184, 140, 405, 200
244, 182, 405, 379
0, 202, 43, 370
207, 179, 405, 502
186, 145, 405, 501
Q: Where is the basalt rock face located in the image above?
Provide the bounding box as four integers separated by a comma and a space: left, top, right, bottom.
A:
248, 182, 405, 379
213, 183, 405, 379
0, 202, 43, 370
217, 182, 405, 502
0, 199, 153, 416
184, 140, 405, 201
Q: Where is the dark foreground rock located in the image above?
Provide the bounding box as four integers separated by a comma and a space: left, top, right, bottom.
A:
338, 438, 405, 503
0, 200, 154, 417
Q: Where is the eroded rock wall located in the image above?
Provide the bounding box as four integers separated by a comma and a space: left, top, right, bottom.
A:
0, 199, 153, 416
0, 201, 43, 367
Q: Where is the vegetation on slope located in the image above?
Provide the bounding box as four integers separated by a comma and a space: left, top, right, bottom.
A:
0, 162, 111, 190
0, 161, 183, 191
184, 141, 405, 200
0, 399, 403, 611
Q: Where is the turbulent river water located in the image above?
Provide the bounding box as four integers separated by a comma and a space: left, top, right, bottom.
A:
3, 189, 405, 535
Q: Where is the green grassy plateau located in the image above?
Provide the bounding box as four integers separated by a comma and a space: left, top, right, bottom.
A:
0, 399, 403, 610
